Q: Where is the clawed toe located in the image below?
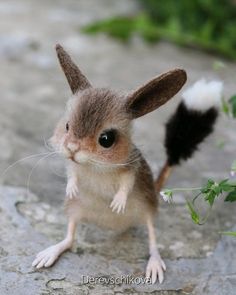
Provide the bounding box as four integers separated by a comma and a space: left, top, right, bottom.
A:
146, 256, 166, 284
110, 193, 127, 214
32, 246, 60, 269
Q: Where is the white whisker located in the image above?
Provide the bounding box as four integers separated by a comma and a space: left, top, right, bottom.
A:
43, 136, 54, 152
49, 166, 66, 178
88, 150, 141, 168
1, 152, 51, 180
26, 151, 60, 195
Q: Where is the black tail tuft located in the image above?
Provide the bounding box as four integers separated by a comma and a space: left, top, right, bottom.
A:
165, 102, 218, 166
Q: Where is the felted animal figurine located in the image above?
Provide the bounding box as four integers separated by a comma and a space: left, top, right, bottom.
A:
32, 44, 222, 284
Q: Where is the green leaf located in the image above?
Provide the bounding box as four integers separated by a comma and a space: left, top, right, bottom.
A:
221, 98, 230, 115
219, 231, 236, 237
219, 179, 234, 192
215, 140, 225, 149
82, 17, 136, 42
186, 201, 200, 224
161, 189, 173, 203
229, 95, 236, 118
82, 0, 236, 60
165, 190, 173, 198
225, 190, 236, 202
204, 192, 216, 206
231, 160, 236, 172
220, 184, 234, 192
219, 179, 229, 186
213, 60, 226, 71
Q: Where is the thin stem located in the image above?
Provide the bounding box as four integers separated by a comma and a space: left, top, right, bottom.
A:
192, 192, 202, 204
165, 187, 202, 192
198, 206, 213, 225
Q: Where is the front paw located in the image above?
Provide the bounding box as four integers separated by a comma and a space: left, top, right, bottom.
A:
66, 179, 79, 199
146, 255, 166, 284
110, 192, 127, 214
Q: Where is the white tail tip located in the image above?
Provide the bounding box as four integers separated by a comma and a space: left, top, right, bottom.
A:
182, 79, 223, 112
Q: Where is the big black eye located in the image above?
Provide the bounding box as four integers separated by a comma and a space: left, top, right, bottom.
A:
66, 122, 69, 132
98, 129, 117, 148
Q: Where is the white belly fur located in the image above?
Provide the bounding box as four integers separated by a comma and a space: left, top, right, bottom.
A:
65, 165, 150, 231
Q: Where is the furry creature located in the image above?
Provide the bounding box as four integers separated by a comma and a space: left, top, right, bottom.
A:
32, 45, 222, 284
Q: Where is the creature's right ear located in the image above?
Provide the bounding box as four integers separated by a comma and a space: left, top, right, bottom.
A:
55, 44, 91, 94
125, 69, 187, 119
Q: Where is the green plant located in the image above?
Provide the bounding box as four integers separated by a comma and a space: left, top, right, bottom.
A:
222, 94, 236, 118
82, 0, 236, 60
161, 178, 236, 226
161, 94, 236, 236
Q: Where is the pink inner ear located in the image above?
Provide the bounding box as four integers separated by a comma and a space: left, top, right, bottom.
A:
126, 69, 187, 119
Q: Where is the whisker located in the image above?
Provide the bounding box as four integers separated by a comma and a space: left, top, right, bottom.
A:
49, 166, 66, 178
43, 136, 54, 152
88, 150, 141, 168
1, 152, 52, 180
26, 151, 59, 195
48, 154, 66, 178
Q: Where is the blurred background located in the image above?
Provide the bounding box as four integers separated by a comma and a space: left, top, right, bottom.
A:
0, 0, 235, 208
0, 1, 236, 293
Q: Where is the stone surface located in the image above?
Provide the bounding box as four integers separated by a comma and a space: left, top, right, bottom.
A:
1, 186, 236, 295
0, 0, 236, 294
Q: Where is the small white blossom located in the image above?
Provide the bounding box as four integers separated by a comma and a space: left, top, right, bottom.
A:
230, 170, 236, 177
160, 191, 173, 203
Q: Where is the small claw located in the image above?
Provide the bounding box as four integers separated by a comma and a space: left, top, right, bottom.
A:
158, 275, 164, 284
111, 202, 118, 212
36, 258, 47, 269
161, 260, 166, 271
32, 257, 40, 267
151, 268, 157, 284
110, 193, 127, 214
116, 205, 122, 214
44, 256, 56, 268
110, 200, 119, 213
109, 199, 115, 209
157, 267, 164, 284
122, 204, 126, 214
146, 256, 165, 284
146, 268, 152, 280
66, 179, 79, 199
32, 245, 61, 269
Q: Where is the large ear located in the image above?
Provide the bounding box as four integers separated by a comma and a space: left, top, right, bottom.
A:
126, 69, 187, 119
55, 44, 91, 94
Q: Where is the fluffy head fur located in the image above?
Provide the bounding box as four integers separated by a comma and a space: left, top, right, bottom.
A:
70, 88, 129, 139
52, 44, 187, 170
182, 79, 223, 111
51, 88, 133, 167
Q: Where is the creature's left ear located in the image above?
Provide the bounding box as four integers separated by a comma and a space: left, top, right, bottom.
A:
55, 44, 91, 94
125, 69, 187, 119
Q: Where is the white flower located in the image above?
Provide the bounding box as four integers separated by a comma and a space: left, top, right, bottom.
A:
230, 170, 236, 177
160, 191, 173, 203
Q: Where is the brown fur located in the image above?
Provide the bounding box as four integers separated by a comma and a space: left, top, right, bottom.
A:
126, 69, 187, 118
32, 45, 187, 280
56, 44, 91, 93
52, 44, 187, 231
70, 88, 129, 139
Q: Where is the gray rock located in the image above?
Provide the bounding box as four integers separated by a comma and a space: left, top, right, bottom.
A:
0, 0, 236, 294
1, 186, 236, 294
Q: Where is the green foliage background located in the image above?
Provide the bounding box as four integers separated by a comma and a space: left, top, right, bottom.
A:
83, 0, 236, 59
